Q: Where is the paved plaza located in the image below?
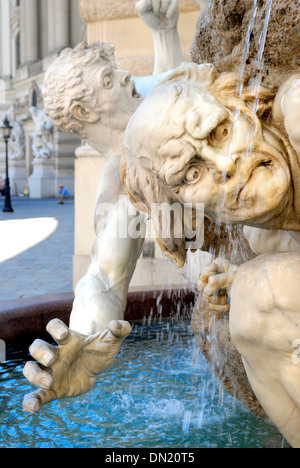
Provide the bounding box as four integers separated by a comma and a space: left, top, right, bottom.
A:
0, 197, 75, 302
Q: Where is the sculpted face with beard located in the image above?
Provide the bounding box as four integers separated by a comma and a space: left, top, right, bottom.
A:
122, 63, 300, 448
122, 64, 300, 266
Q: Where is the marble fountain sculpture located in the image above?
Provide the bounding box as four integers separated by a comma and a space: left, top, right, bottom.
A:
22, 0, 188, 411
21, 0, 300, 448
121, 63, 300, 446
8, 122, 25, 162
29, 106, 54, 161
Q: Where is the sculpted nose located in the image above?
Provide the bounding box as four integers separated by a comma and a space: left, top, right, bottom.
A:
214, 155, 237, 182
120, 71, 131, 86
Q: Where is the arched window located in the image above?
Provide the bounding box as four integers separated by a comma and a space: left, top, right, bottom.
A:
11, 29, 21, 75
16, 32, 21, 69
31, 89, 38, 108
29, 82, 40, 108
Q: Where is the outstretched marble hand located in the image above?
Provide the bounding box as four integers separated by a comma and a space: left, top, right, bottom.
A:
136, 0, 179, 30
23, 318, 131, 414
198, 258, 238, 313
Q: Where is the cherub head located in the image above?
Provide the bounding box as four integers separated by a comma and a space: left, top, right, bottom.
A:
42, 42, 142, 150
121, 63, 295, 265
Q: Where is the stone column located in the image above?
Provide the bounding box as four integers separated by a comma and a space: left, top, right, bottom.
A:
47, 0, 70, 54
47, 0, 56, 53
0, 0, 11, 76
53, 128, 81, 197
73, 144, 106, 288
29, 159, 56, 199
9, 160, 27, 196
20, 0, 27, 66
54, 0, 70, 50
20, 0, 39, 65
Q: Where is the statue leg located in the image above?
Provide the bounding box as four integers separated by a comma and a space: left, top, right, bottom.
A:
229, 252, 300, 448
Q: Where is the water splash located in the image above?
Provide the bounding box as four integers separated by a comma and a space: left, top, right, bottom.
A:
250, 0, 274, 113
195, 1, 276, 429
237, 0, 258, 96
216, 0, 275, 255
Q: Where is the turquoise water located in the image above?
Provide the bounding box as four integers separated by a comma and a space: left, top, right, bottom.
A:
0, 319, 287, 448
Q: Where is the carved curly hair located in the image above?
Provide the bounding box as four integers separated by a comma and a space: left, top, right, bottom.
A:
42, 42, 116, 138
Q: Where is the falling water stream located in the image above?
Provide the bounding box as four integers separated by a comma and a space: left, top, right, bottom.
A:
215, 0, 275, 257
237, 0, 258, 96
185, 0, 281, 447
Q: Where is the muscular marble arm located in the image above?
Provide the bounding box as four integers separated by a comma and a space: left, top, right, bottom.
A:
230, 251, 300, 448
70, 156, 146, 335
23, 157, 146, 413
23, 0, 184, 413
199, 227, 300, 313
136, 0, 184, 74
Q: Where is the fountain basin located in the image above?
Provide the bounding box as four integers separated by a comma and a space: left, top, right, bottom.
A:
0, 288, 195, 356
0, 288, 289, 448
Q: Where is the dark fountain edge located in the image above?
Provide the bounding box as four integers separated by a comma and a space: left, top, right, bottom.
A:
0, 288, 196, 357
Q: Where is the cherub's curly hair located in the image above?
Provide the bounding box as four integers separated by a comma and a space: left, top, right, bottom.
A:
42, 42, 115, 137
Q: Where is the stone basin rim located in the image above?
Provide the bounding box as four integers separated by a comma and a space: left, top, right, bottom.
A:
0, 288, 196, 351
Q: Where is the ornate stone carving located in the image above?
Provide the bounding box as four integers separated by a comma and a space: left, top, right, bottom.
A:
121, 64, 300, 264
8, 121, 25, 161
121, 63, 300, 447
30, 106, 54, 160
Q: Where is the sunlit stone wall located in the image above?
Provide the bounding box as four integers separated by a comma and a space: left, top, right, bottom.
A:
78, 0, 201, 75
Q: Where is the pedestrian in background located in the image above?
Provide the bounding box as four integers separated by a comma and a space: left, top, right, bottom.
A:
58, 185, 70, 204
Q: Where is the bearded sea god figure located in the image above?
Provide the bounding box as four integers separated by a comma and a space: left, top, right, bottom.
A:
121, 64, 300, 447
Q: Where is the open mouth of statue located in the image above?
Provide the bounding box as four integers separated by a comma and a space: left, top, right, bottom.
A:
131, 83, 142, 99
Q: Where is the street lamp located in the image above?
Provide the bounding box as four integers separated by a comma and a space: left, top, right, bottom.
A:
0, 116, 13, 213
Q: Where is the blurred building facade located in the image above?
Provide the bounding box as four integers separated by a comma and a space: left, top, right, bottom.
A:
0, 0, 85, 197
0, 0, 207, 290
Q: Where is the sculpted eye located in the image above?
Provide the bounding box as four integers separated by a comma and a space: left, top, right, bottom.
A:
209, 122, 232, 144
184, 166, 203, 184
103, 75, 113, 89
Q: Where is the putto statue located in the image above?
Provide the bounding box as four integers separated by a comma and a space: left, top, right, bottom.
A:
8, 121, 25, 161
30, 106, 54, 160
